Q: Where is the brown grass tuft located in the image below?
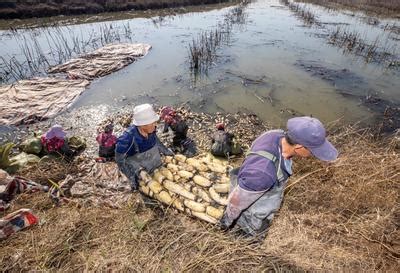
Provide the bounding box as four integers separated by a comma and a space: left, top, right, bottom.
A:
1, 120, 399, 271
296, 0, 400, 17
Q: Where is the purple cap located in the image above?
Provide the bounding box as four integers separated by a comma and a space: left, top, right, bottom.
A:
287, 116, 338, 161
44, 124, 67, 139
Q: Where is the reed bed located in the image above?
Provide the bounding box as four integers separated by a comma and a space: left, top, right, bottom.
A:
296, 0, 400, 17
188, 0, 250, 74
0, 22, 133, 83
285, 1, 319, 25
329, 27, 397, 64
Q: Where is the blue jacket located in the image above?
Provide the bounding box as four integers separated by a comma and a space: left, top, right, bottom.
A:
115, 126, 157, 157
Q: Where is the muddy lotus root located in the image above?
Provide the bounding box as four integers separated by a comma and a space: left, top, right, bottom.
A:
138, 154, 230, 224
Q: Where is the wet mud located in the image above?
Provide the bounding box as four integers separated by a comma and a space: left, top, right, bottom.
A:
296, 60, 400, 133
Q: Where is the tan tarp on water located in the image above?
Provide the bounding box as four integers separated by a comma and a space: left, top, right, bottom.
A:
0, 43, 152, 125
48, 43, 152, 80
0, 78, 90, 125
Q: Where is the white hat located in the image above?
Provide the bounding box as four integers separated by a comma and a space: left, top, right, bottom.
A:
132, 104, 159, 126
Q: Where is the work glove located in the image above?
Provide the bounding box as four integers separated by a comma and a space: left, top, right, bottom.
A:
130, 179, 139, 192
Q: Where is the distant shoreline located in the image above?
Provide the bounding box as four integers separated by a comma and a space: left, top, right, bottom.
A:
296, 0, 400, 17
0, 0, 234, 19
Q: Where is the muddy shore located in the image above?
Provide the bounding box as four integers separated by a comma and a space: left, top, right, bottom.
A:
296, 0, 400, 18
0, 0, 233, 19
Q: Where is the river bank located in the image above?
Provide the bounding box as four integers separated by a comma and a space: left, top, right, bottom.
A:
0, 106, 399, 271
0, 0, 233, 19
296, 0, 400, 18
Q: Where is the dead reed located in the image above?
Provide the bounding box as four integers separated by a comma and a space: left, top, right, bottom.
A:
188, 0, 250, 74
0, 22, 133, 83
189, 29, 225, 72
281, 0, 319, 25
295, 0, 400, 17
281, 1, 399, 67
0, 118, 398, 271
328, 27, 397, 64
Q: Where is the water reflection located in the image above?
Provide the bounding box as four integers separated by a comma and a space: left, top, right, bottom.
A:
0, 0, 399, 130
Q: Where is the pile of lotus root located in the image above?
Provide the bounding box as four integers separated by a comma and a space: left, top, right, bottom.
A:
139, 154, 232, 224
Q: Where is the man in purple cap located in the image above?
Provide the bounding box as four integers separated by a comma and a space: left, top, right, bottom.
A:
220, 116, 338, 238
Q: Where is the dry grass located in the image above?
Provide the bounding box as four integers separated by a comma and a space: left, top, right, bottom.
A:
269, 125, 400, 270
282, 0, 319, 25
15, 158, 79, 186
1, 119, 399, 271
0, 194, 295, 271
328, 27, 396, 65
296, 0, 400, 17
188, 1, 249, 73
0, 23, 133, 83
0, 0, 232, 19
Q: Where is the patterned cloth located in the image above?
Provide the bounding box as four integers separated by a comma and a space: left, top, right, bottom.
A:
96, 132, 117, 148
0, 176, 48, 212
41, 135, 65, 153
96, 131, 117, 158
0, 209, 39, 240
160, 106, 178, 125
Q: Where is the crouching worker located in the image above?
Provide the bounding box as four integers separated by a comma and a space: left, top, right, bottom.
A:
220, 117, 338, 238
96, 124, 117, 162
160, 106, 197, 157
41, 125, 74, 158
115, 104, 174, 191
211, 123, 242, 158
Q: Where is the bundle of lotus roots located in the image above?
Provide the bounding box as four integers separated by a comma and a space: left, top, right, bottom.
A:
139, 154, 231, 224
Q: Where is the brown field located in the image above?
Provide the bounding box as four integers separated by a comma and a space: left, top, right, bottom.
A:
1, 116, 399, 271
296, 0, 400, 17
0, 0, 231, 19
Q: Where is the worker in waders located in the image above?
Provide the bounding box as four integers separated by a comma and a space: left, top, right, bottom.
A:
211, 123, 242, 158
220, 116, 338, 238
115, 104, 174, 191
160, 106, 197, 157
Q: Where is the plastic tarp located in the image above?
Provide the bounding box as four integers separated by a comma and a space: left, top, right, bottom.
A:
0, 43, 151, 125
48, 43, 152, 80
0, 78, 89, 125
51, 161, 132, 208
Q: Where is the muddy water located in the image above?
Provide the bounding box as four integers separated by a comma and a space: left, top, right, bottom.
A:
0, 0, 399, 131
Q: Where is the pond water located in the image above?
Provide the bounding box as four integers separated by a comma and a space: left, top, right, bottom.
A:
0, 0, 399, 130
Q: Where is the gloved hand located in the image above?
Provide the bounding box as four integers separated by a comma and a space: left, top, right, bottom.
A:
219, 213, 234, 231
130, 179, 139, 192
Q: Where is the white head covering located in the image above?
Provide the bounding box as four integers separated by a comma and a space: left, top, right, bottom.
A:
132, 104, 159, 126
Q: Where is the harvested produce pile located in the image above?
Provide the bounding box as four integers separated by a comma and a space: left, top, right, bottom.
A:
97, 106, 267, 157
139, 154, 231, 224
